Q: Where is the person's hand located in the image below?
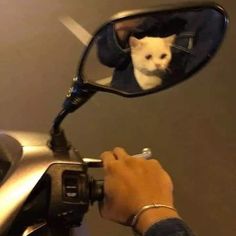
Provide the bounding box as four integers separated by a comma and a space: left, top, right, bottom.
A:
115, 19, 144, 31
99, 147, 180, 234
114, 18, 144, 46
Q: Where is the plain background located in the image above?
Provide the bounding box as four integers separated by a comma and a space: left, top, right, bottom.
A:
0, 0, 235, 235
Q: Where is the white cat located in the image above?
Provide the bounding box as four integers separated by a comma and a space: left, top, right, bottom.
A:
129, 35, 176, 90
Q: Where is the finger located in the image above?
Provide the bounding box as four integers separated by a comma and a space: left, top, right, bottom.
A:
147, 158, 163, 169
113, 147, 130, 161
100, 151, 117, 169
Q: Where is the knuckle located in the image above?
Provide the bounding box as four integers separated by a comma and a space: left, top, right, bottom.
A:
125, 158, 133, 164
127, 157, 145, 164
125, 158, 145, 173
113, 147, 123, 152
106, 161, 115, 172
100, 151, 112, 160
148, 159, 162, 167
106, 161, 121, 173
125, 157, 139, 166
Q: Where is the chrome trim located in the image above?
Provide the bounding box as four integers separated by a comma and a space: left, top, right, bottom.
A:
22, 222, 47, 236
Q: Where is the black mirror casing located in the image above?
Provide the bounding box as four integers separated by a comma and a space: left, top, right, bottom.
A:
77, 2, 228, 97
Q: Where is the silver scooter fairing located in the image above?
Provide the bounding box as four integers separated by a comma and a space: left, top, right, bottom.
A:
0, 131, 84, 235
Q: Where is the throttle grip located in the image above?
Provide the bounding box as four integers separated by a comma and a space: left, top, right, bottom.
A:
89, 177, 104, 204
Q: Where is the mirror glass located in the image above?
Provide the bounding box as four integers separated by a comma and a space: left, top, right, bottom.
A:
80, 6, 227, 95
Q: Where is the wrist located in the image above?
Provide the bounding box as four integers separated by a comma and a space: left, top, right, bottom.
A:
135, 207, 180, 235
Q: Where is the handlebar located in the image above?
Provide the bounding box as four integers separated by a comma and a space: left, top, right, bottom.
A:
0, 130, 152, 235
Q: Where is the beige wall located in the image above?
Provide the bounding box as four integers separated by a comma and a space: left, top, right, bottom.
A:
0, 0, 235, 235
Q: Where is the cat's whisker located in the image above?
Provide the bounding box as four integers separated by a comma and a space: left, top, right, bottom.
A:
172, 44, 195, 55
166, 67, 172, 73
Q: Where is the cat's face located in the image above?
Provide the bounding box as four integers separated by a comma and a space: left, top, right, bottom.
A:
129, 35, 176, 75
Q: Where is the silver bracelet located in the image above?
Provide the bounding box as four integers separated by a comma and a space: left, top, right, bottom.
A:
131, 203, 176, 228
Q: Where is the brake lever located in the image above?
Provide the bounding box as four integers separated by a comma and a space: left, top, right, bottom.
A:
83, 148, 152, 167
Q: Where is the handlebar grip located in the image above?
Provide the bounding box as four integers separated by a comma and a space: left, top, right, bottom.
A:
89, 178, 104, 204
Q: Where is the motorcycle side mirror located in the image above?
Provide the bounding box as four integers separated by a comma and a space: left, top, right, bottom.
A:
77, 3, 228, 96
51, 3, 228, 140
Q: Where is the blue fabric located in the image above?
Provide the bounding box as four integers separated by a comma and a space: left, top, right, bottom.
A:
144, 218, 195, 236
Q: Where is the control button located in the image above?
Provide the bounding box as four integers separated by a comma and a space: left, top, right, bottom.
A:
63, 174, 78, 199
65, 192, 77, 198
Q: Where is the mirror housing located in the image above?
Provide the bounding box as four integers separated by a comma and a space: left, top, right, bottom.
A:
53, 2, 228, 133
77, 2, 228, 97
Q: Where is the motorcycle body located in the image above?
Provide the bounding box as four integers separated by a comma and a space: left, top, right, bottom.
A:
0, 2, 228, 235
0, 131, 103, 235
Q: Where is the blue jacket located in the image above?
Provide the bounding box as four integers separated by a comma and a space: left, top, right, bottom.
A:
144, 218, 195, 236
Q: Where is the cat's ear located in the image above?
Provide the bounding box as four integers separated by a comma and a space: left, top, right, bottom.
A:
129, 36, 141, 48
165, 34, 176, 45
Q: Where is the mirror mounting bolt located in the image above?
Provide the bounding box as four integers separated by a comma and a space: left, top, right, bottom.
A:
63, 76, 95, 113
51, 76, 96, 134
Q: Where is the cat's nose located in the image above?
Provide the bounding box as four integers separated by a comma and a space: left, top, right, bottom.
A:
155, 63, 161, 68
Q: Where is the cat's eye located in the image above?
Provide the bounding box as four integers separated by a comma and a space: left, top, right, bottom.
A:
160, 54, 167, 59
145, 54, 152, 60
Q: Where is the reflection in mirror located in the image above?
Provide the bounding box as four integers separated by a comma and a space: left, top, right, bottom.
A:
82, 6, 227, 95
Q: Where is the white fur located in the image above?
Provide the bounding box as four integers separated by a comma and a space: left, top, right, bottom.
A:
130, 35, 176, 90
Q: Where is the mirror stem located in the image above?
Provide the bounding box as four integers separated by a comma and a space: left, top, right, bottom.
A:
49, 76, 95, 153
63, 76, 96, 112
52, 109, 69, 133
52, 77, 95, 132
